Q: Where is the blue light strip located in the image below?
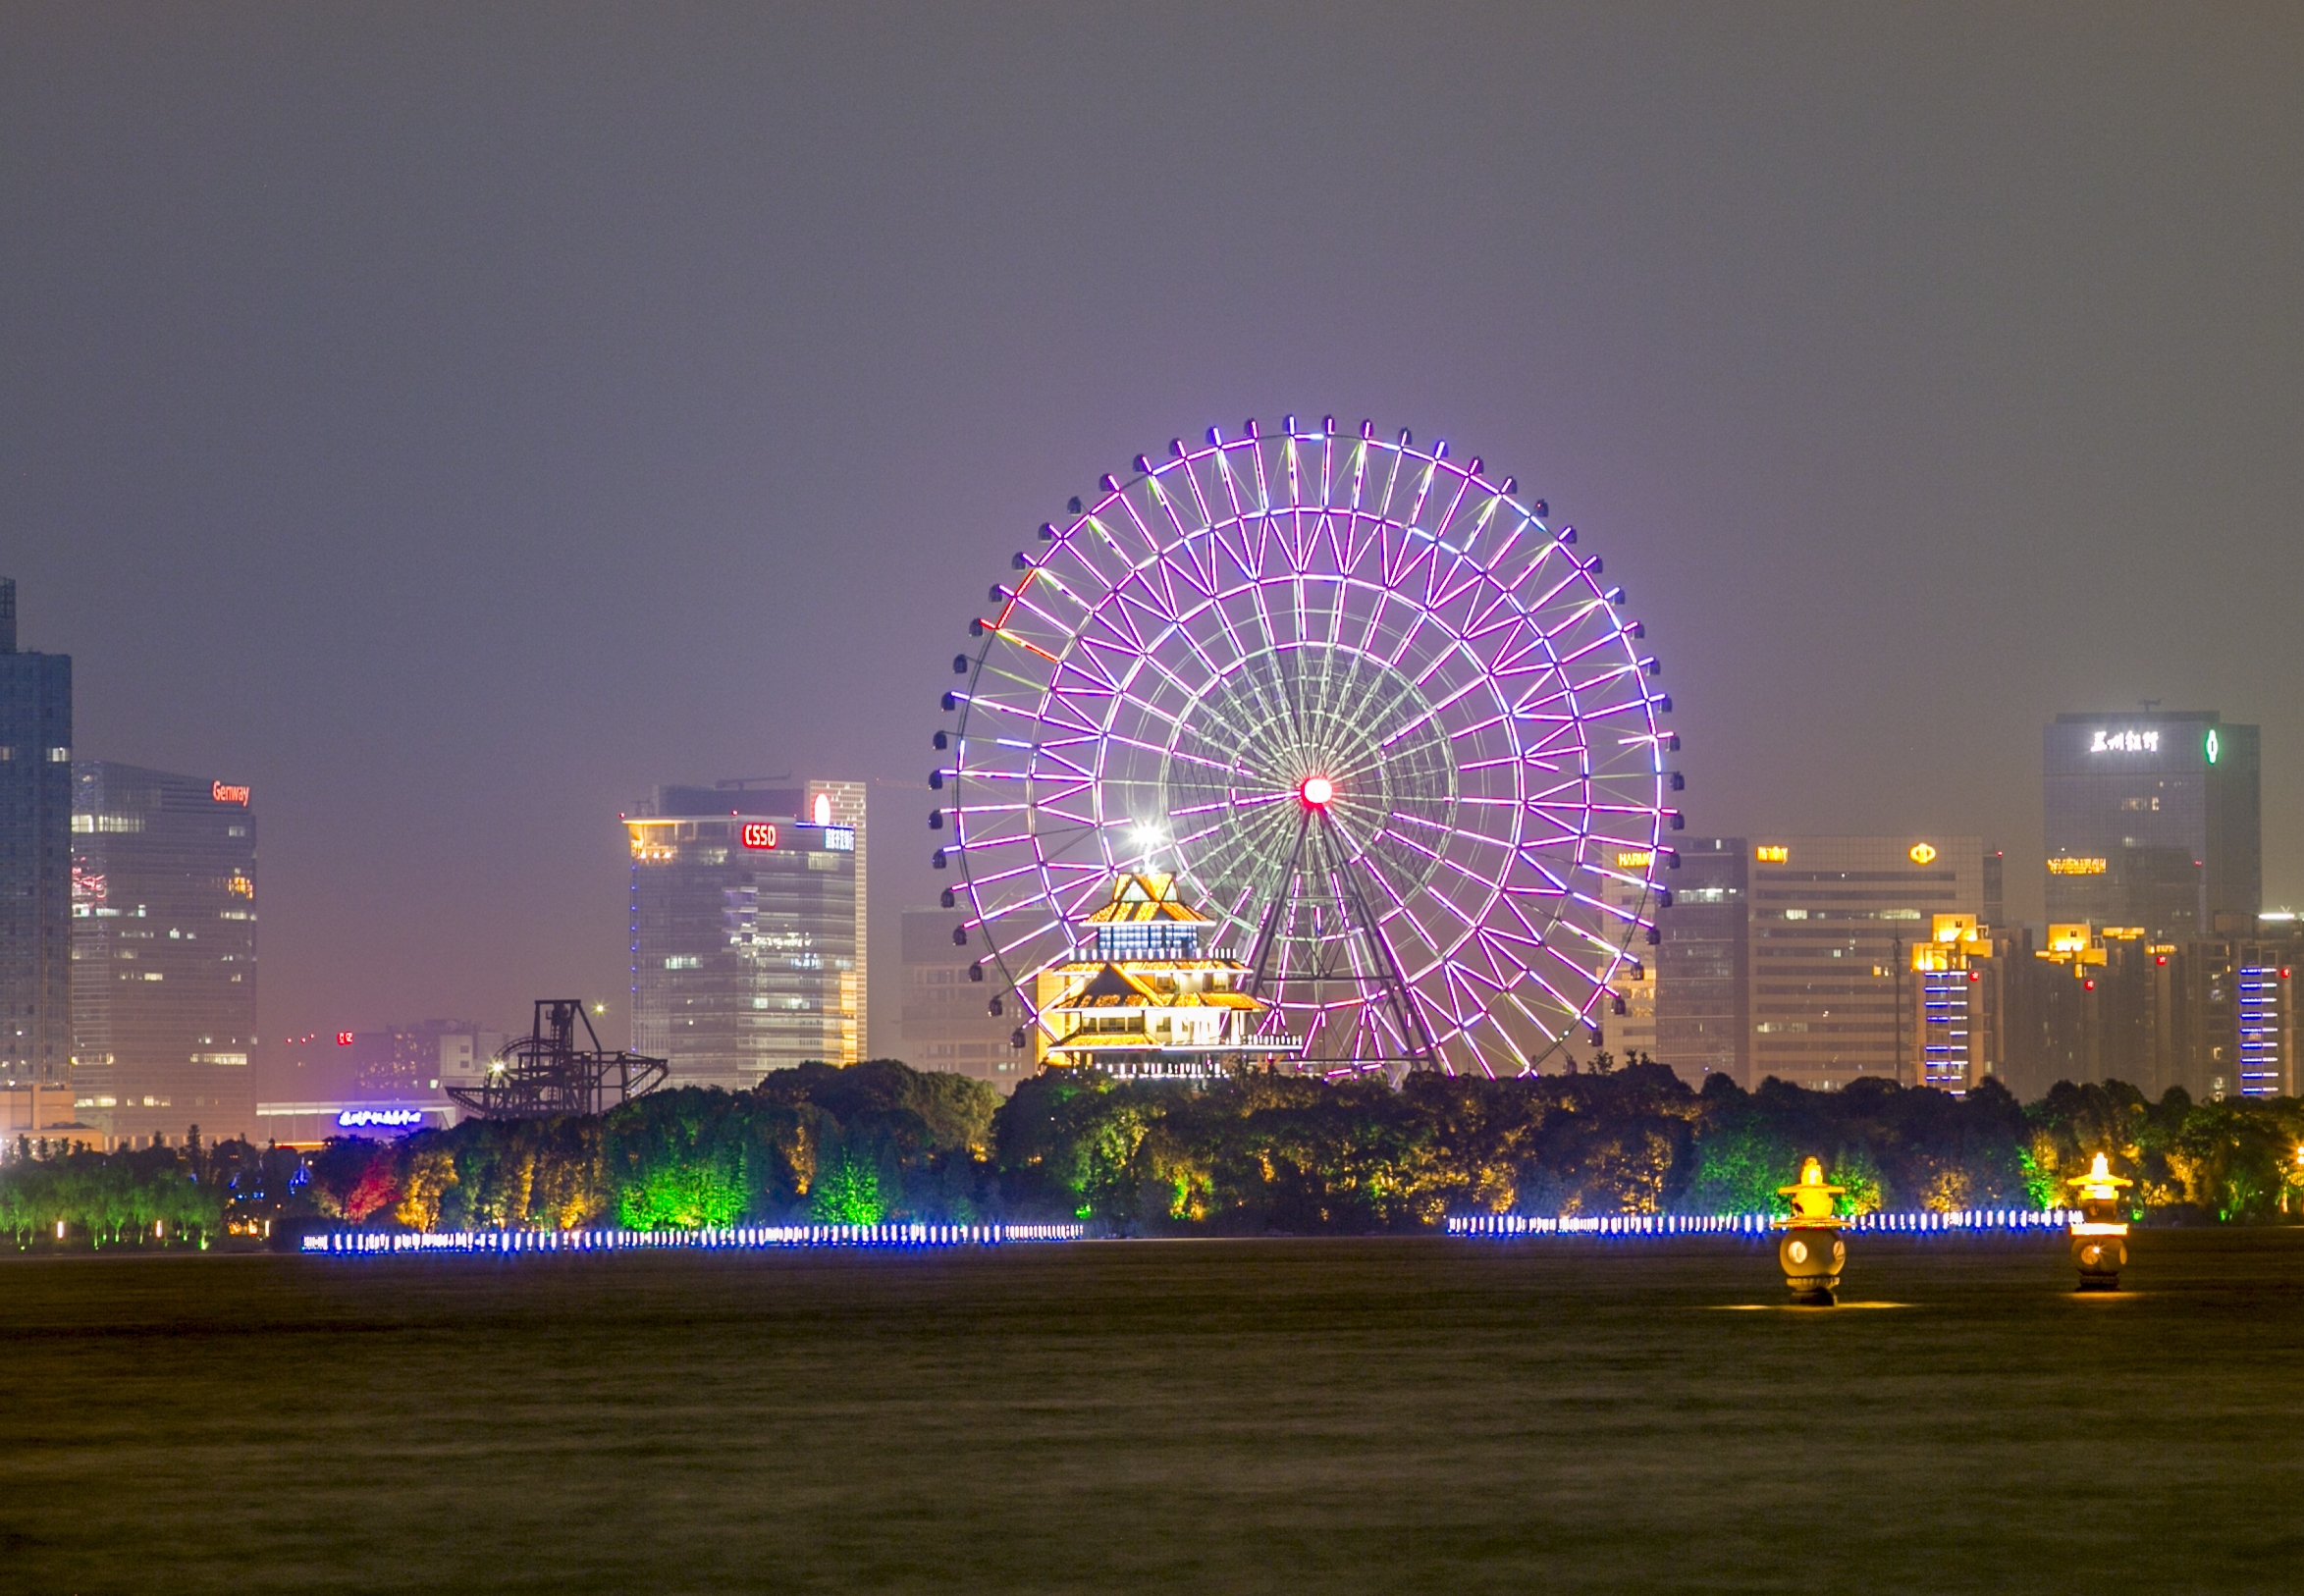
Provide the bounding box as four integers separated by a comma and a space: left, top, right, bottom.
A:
300, 1222, 1089, 1256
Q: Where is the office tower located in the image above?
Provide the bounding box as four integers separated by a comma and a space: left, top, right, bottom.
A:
899, 907, 1028, 1090
626, 782, 862, 1090
0, 580, 74, 1103
2043, 713, 2261, 941
1745, 836, 1985, 1091
70, 763, 259, 1145
1652, 837, 1748, 1088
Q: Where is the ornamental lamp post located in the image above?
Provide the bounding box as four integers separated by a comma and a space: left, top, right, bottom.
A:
1774, 1156, 1847, 1305
2065, 1152, 2133, 1292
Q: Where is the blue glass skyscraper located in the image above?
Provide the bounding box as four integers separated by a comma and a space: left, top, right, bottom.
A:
0, 579, 74, 1090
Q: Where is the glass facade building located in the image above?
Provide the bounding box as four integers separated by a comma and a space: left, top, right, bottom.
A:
2043, 713, 2260, 940
70, 762, 260, 1144
0, 580, 74, 1091
627, 783, 863, 1090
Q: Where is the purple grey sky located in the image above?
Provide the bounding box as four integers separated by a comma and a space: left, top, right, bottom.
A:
6, 4, 2300, 1058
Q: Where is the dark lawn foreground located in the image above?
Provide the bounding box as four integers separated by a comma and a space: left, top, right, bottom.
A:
5, 1229, 2303, 1594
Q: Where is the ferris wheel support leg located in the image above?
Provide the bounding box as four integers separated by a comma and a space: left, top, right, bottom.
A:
1243, 806, 1314, 1002
1322, 815, 1445, 1078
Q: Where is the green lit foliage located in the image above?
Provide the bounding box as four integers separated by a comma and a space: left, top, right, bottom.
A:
2018, 1144, 2059, 1211
0, 1143, 229, 1247
607, 1089, 761, 1230
1826, 1147, 1884, 1216
1677, 1078, 1800, 1216
618, 1159, 749, 1229
808, 1149, 887, 1226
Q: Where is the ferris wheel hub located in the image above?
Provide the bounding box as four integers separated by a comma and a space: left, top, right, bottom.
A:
1299, 775, 1335, 809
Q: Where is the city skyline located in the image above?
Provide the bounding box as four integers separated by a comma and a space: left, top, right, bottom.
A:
8, 7, 2301, 1058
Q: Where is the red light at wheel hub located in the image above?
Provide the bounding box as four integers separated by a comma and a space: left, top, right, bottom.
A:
1300, 775, 1334, 809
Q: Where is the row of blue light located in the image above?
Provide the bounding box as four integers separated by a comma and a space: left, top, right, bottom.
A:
299, 1221, 1089, 1255
1447, 1208, 2082, 1238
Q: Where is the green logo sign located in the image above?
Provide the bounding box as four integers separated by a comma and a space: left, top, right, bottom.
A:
2205, 728, 2221, 766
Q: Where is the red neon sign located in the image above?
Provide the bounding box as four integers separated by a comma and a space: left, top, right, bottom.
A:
336, 1031, 354, 1046
741, 823, 778, 850
212, 781, 250, 805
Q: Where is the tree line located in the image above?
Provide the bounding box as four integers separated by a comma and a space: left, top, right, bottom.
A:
6, 1060, 2302, 1246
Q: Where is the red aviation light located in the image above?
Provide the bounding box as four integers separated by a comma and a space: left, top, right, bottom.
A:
2084, 979, 2097, 991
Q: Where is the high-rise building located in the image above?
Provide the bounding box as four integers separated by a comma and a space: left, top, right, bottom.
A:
1652, 837, 1748, 1087
70, 762, 259, 1145
1745, 835, 1986, 1091
1903, 914, 2006, 1095
0, 580, 74, 1098
2043, 713, 2261, 941
899, 908, 1029, 1090
626, 782, 863, 1090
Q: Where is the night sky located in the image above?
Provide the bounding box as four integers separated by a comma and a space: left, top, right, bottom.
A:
6, 4, 2299, 1063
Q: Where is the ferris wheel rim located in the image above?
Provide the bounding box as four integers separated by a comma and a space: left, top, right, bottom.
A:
938, 418, 1676, 1078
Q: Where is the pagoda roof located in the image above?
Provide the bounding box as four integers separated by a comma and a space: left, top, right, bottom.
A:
1082, 872, 1214, 927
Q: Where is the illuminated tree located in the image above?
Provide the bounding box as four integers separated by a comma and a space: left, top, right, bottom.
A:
809, 1152, 886, 1227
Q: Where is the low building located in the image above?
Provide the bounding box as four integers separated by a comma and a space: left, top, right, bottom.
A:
1033, 874, 1301, 1079
1594, 847, 1659, 1070
899, 908, 1029, 1091
252, 1101, 455, 1148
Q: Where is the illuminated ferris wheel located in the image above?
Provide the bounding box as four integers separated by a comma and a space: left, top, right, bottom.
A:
933, 417, 1679, 1078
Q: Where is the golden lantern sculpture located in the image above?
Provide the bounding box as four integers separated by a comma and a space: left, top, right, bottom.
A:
2065, 1151, 2132, 1291
1773, 1156, 1847, 1305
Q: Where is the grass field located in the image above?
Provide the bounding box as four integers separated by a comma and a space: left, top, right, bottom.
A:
5, 1228, 2303, 1593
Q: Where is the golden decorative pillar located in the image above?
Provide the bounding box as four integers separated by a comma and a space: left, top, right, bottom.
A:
1774, 1156, 1846, 1305
2065, 1152, 2131, 1291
